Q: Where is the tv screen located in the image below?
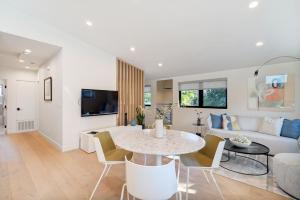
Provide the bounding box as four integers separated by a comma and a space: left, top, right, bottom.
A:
81, 89, 118, 117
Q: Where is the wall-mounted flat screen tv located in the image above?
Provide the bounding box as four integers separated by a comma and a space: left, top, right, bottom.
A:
81, 89, 118, 117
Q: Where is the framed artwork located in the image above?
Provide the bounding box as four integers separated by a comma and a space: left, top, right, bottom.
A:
248, 74, 295, 111
44, 77, 52, 101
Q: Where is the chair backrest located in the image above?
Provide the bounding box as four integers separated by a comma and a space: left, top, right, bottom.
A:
94, 131, 116, 163
125, 157, 178, 200
200, 134, 225, 168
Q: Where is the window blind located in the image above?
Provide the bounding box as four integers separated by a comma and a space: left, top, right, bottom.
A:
178, 82, 201, 91
202, 80, 227, 89
179, 79, 227, 90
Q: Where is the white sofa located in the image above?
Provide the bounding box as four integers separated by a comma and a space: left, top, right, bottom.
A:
207, 115, 300, 155
273, 153, 300, 199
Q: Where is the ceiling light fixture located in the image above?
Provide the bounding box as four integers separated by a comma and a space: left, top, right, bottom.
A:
25, 66, 30, 69
130, 46, 136, 52
19, 59, 24, 63
256, 41, 264, 47
23, 49, 32, 54
249, 1, 259, 8
86, 20, 93, 26
158, 62, 163, 67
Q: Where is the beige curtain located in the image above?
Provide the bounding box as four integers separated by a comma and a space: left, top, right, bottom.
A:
117, 59, 144, 125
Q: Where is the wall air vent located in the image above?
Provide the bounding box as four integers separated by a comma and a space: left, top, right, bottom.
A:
17, 120, 35, 132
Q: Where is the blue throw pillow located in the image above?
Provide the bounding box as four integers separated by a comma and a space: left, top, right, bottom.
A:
210, 113, 223, 129
281, 119, 300, 139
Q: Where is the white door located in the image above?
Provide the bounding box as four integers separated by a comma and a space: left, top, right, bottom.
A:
0, 80, 7, 134
16, 81, 38, 132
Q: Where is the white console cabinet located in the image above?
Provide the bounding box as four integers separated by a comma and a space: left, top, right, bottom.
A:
80, 125, 142, 153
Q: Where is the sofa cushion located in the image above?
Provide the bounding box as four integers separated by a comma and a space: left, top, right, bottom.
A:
258, 117, 284, 136
222, 115, 240, 131
237, 116, 262, 132
210, 113, 223, 129
208, 128, 299, 155
281, 119, 300, 139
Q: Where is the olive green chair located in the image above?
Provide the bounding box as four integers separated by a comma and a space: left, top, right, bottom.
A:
180, 134, 225, 200
89, 131, 133, 200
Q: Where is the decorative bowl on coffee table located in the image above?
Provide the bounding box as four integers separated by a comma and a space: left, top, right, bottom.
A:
229, 136, 251, 148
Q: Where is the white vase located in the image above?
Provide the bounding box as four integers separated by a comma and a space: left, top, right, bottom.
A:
155, 119, 164, 138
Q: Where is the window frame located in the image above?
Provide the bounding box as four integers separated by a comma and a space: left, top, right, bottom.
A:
201, 88, 228, 109
179, 90, 201, 108
179, 87, 228, 109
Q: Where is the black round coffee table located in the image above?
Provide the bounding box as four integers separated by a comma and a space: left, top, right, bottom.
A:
221, 138, 270, 176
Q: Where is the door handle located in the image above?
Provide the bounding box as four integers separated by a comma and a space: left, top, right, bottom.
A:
17, 107, 21, 111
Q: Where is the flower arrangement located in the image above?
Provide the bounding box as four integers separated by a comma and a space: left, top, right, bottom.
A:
136, 106, 145, 125
156, 104, 174, 122
195, 109, 203, 125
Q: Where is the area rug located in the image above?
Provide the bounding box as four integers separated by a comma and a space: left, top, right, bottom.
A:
214, 152, 293, 199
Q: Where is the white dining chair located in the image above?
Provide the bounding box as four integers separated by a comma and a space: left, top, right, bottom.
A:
89, 131, 133, 200
120, 157, 182, 200
180, 134, 225, 200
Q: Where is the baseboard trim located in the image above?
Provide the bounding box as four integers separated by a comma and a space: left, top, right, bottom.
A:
61, 144, 79, 152
38, 131, 63, 151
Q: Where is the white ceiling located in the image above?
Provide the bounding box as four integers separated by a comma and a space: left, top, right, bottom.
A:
4, 0, 300, 79
0, 31, 61, 70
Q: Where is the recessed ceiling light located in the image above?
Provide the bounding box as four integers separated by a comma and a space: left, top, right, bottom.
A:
19, 59, 24, 63
256, 41, 264, 47
130, 46, 136, 52
86, 20, 93, 26
158, 62, 163, 67
23, 49, 32, 54
249, 1, 259, 8
25, 66, 30, 69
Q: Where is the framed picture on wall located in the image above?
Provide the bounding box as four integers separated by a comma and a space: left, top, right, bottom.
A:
44, 77, 52, 101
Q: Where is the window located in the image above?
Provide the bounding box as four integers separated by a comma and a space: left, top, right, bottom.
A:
179, 79, 227, 109
179, 90, 199, 107
144, 85, 151, 106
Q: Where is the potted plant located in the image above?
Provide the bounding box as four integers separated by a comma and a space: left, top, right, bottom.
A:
155, 104, 174, 138
136, 106, 145, 129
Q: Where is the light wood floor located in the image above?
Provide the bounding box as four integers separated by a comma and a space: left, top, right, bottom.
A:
0, 132, 289, 200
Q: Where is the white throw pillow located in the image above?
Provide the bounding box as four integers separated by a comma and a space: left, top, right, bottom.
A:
258, 117, 284, 136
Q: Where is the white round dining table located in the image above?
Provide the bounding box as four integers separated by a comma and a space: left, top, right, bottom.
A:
114, 129, 205, 164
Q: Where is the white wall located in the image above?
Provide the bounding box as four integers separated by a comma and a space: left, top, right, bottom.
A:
147, 62, 300, 132
38, 51, 63, 148
0, 2, 117, 151
0, 67, 38, 133
61, 42, 117, 151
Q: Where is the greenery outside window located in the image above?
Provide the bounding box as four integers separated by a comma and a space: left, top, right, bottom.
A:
144, 85, 151, 106
179, 79, 227, 109
179, 90, 199, 107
